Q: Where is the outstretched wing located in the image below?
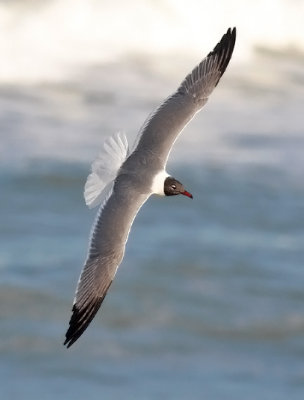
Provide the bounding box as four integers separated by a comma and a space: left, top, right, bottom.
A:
84, 132, 129, 208
132, 27, 236, 169
64, 28, 237, 347
64, 182, 149, 348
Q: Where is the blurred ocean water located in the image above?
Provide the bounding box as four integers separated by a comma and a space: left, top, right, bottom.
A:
1, 1, 304, 400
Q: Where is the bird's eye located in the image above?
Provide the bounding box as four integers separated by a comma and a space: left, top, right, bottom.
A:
171, 184, 176, 190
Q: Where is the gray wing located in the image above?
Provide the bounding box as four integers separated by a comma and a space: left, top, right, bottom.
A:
131, 27, 236, 169
64, 180, 149, 348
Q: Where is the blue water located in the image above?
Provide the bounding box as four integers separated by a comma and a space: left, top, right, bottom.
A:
1, 17, 304, 400
2, 158, 304, 400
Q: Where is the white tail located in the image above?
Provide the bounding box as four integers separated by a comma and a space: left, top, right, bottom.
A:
84, 132, 129, 208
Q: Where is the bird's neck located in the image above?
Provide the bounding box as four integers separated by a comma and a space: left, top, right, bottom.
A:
151, 170, 169, 196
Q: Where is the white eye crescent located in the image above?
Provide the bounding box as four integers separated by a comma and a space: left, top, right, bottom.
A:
171, 184, 176, 190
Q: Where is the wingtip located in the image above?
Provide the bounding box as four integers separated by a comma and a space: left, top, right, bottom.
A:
64, 280, 113, 348
227, 26, 237, 35
64, 304, 82, 348
208, 27, 236, 56
63, 334, 78, 348
228, 27, 237, 46
229, 27, 237, 42
207, 26, 237, 80
224, 27, 236, 37
177, 26, 237, 100
64, 300, 103, 348
63, 337, 72, 348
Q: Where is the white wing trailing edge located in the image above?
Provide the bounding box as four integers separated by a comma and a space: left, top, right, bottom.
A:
84, 132, 129, 208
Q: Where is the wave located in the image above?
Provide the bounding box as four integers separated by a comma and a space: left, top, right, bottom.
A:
0, 0, 304, 83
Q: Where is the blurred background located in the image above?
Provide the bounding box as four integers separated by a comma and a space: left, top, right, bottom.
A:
1, 1, 304, 399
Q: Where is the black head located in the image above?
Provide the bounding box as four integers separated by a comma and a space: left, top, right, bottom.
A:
164, 177, 193, 199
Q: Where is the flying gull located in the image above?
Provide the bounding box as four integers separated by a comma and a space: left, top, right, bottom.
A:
64, 27, 236, 347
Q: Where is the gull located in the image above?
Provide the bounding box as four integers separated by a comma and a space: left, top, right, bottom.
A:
64, 27, 236, 347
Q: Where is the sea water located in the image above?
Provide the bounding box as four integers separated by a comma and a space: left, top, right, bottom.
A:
1, 1, 304, 399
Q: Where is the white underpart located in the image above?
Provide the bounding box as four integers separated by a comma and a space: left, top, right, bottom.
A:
84, 132, 129, 208
151, 170, 169, 196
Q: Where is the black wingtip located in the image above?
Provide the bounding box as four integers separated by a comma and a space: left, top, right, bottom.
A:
207, 27, 236, 79
64, 298, 103, 348
208, 27, 237, 56
63, 280, 113, 348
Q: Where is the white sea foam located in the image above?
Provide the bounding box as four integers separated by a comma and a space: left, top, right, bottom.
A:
0, 0, 303, 83
0, 0, 303, 178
